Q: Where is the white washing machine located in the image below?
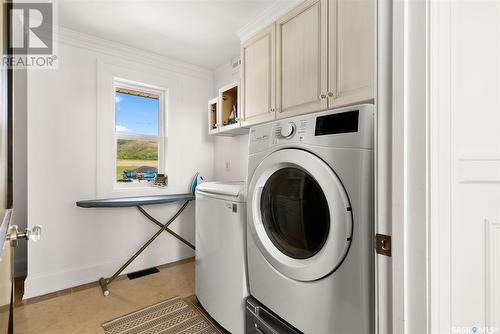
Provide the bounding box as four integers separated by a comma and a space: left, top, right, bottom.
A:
195, 181, 248, 334
246, 105, 374, 334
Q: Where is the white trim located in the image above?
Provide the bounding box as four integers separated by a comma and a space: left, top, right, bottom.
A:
392, 0, 429, 333
374, 0, 393, 332
391, 0, 406, 331
429, 1, 452, 333
57, 27, 213, 81
236, 0, 304, 43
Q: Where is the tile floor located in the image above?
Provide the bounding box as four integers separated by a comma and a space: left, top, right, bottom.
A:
14, 258, 199, 334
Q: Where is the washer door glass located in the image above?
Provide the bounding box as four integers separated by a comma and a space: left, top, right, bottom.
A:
260, 167, 330, 259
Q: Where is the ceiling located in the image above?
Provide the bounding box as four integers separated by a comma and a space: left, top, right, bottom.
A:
58, 0, 280, 69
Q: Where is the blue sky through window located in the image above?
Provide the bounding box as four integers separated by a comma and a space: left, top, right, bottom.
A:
115, 91, 159, 136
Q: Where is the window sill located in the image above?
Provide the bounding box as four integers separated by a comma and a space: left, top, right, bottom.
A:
108, 183, 170, 198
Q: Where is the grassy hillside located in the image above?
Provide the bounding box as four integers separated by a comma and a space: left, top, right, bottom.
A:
117, 139, 158, 160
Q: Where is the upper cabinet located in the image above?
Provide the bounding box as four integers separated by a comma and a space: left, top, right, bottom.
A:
276, 0, 329, 119
241, 24, 276, 127
332, 0, 375, 108
210, 0, 375, 134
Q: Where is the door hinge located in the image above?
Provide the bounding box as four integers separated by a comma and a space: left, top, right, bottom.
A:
375, 233, 392, 257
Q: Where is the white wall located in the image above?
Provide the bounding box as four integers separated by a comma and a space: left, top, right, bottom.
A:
24, 29, 214, 298
212, 61, 249, 182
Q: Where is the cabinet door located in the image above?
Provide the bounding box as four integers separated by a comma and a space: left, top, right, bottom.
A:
241, 24, 276, 128
208, 98, 219, 135
276, 0, 328, 119
330, 0, 375, 108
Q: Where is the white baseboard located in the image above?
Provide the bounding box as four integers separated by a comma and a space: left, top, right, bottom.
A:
23, 248, 194, 299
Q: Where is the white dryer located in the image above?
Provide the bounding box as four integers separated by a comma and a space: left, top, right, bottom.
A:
246, 105, 374, 334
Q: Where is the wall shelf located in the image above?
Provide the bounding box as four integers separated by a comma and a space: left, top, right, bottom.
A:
208, 81, 248, 136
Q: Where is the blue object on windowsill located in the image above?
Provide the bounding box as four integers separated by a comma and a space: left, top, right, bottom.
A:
190, 172, 204, 195
143, 172, 157, 181
123, 171, 135, 180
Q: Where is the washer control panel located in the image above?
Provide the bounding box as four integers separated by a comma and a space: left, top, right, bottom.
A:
250, 104, 374, 154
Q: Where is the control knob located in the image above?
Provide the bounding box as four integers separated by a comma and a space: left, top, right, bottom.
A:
280, 122, 295, 138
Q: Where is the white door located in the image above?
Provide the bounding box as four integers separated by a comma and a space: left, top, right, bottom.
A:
247, 149, 352, 281
276, 0, 328, 119
430, 1, 500, 332
241, 24, 276, 128
330, 0, 375, 108
0, 3, 13, 330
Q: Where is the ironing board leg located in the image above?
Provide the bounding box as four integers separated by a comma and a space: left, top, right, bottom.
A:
99, 201, 192, 296
99, 277, 109, 296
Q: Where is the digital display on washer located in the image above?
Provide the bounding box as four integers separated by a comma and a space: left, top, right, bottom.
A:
315, 110, 359, 136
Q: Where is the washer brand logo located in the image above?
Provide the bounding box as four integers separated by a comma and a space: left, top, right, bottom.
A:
3, 1, 58, 68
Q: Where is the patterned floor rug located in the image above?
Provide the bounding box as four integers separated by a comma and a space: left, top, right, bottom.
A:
102, 296, 220, 334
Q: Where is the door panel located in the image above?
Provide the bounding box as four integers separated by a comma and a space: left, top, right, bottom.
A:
0, 246, 12, 334
0, 0, 14, 332
0, 212, 13, 334
241, 24, 276, 127
276, 0, 328, 118
331, 0, 374, 108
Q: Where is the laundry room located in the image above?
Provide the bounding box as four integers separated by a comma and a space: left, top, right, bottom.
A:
1, 0, 499, 334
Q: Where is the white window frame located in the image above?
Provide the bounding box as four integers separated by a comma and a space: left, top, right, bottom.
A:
97, 59, 171, 198
113, 79, 167, 190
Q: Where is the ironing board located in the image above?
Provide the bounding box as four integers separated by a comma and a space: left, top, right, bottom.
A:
76, 193, 195, 296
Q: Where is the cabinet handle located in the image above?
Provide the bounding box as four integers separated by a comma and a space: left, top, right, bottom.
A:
269, 108, 274, 113
328, 92, 335, 97
320, 94, 327, 99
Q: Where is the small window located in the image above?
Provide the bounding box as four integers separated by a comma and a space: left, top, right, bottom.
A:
114, 85, 165, 185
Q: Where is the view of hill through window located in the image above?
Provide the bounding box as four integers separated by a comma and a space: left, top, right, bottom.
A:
115, 89, 160, 183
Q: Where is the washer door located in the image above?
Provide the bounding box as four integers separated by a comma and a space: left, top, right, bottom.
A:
248, 149, 352, 281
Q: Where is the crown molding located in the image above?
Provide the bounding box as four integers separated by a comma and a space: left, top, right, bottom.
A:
237, 0, 304, 43
56, 27, 213, 81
